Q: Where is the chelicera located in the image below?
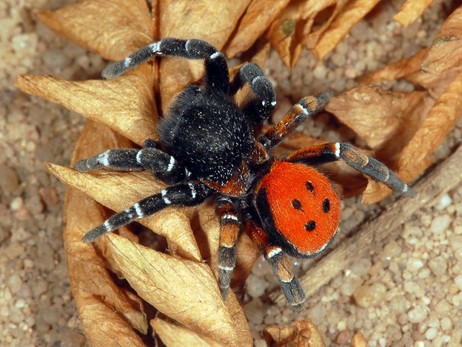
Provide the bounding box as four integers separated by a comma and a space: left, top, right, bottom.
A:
76, 38, 415, 307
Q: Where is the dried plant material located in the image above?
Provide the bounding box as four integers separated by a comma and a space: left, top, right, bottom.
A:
325, 86, 431, 151
421, 7, 462, 74
16, 65, 157, 146
47, 163, 202, 261
359, 49, 427, 84
313, 0, 381, 59
63, 122, 148, 343
36, 0, 152, 60
351, 332, 367, 347
226, 0, 290, 57
152, 317, 223, 346
394, 0, 434, 27
397, 69, 462, 184
264, 319, 325, 347
158, 0, 250, 108
304, 0, 345, 50
267, 1, 306, 67
106, 233, 252, 345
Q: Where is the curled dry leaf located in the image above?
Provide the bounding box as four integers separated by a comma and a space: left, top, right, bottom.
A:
313, 0, 380, 59
151, 317, 223, 347
421, 6, 462, 74
226, 0, 290, 57
397, 69, 462, 184
394, 0, 434, 27
264, 318, 325, 347
106, 233, 252, 346
63, 121, 148, 344
16, 65, 157, 146
36, 0, 152, 60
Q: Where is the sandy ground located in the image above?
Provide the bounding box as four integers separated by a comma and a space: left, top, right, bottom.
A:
1, 0, 461, 346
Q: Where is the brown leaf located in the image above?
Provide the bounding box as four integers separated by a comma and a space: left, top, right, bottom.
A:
36, 0, 153, 60
313, 0, 381, 59
421, 7, 462, 74
47, 163, 202, 261
226, 0, 290, 57
325, 85, 432, 151
16, 65, 157, 146
63, 122, 149, 343
394, 0, 434, 27
397, 69, 462, 183
267, 0, 306, 67
152, 317, 223, 346
264, 318, 325, 347
106, 233, 251, 345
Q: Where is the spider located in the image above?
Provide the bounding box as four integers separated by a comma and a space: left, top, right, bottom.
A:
76, 38, 415, 307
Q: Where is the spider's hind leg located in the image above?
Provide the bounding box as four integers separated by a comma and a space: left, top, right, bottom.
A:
216, 197, 241, 299
244, 217, 305, 307
82, 182, 211, 242
75, 139, 188, 184
288, 142, 416, 197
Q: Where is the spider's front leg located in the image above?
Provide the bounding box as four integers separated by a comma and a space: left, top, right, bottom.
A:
231, 63, 276, 127
288, 142, 416, 197
102, 38, 229, 93
75, 139, 188, 184
82, 182, 212, 242
244, 215, 305, 307
216, 197, 241, 298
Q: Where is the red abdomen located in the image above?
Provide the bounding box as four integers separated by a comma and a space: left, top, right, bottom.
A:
255, 161, 341, 257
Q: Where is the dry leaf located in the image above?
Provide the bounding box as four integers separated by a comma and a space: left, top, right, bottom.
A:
421, 6, 462, 74
226, 0, 290, 57
313, 0, 381, 59
267, 1, 306, 67
264, 319, 325, 347
16, 65, 157, 146
397, 69, 462, 183
152, 317, 223, 346
325, 85, 432, 152
106, 233, 252, 345
394, 0, 434, 27
36, 0, 152, 60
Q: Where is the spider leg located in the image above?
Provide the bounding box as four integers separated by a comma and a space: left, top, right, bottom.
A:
102, 38, 229, 93
75, 139, 188, 184
288, 142, 416, 197
216, 197, 241, 298
231, 63, 276, 127
243, 213, 305, 307
259, 91, 332, 150
82, 182, 211, 242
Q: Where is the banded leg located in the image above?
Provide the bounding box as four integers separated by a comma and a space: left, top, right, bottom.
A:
102, 38, 229, 93
82, 182, 211, 242
231, 63, 276, 127
258, 91, 333, 150
216, 197, 241, 298
288, 142, 416, 197
244, 216, 305, 307
75, 139, 188, 184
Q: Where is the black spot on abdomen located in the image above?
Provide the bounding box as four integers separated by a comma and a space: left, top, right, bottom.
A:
305, 181, 314, 193
305, 220, 316, 231
322, 198, 330, 213
291, 199, 302, 210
